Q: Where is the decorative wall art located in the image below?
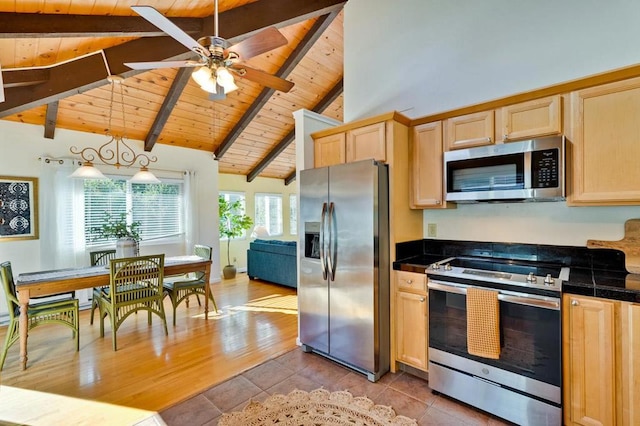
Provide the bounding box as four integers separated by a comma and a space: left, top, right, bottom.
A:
0, 176, 38, 241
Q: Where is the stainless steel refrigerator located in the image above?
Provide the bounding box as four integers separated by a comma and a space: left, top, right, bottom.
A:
298, 159, 390, 382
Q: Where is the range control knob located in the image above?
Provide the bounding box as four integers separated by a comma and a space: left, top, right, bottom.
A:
431, 263, 440, 270
444, 263, 452, 271
526, 272, 537, 282
544, 274, 555, 285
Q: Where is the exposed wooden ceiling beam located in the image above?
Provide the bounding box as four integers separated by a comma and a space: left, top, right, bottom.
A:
143, 67, 192, 152
284, 171, 296, 186
0, 13, 201, 38
246, 78, 344, 182
2, 69, 49, 88
0, 0, 346, 119
44, 101, 58, 139
215, 8, 342, 160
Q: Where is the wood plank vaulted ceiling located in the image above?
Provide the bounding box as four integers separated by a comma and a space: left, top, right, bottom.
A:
0, 0, 345, 184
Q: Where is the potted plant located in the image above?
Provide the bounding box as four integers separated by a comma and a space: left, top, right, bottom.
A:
93, 212, 141, 258
218, 195, 253, 279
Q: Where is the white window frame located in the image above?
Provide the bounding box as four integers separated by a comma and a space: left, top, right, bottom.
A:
219, 191, 248, 240
289, 194, 297, 235
254, 192, 283, 237
84, 176, 184, 248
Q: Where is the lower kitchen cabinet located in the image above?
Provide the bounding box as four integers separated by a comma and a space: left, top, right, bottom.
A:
620, 302, 640, 425
395, 271, 428, 371
563, 294, 640, 426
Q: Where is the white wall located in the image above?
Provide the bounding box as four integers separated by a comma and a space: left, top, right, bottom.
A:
218, 173, 298, 273
344, 0, 640, 246
0, 120, 220, 316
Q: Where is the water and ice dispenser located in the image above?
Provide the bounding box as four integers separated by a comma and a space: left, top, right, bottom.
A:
304, 222, 320, 259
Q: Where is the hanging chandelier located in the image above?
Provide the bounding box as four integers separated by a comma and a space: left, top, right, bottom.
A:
69, 75, 160, 183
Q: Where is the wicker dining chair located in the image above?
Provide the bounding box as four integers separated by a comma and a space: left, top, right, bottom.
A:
89, 249, 117, 325
0, 261, 79, 370
163, 244, 217, 325
95, 254, 168, 351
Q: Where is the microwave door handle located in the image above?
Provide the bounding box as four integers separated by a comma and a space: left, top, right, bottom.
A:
327, 202, 336, 281
523, 151, 532, 189
320, 202, 328, 280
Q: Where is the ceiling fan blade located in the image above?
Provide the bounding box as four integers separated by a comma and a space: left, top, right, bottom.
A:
124, 60, 201, 70
132, 6, 203, 55
233, 65, 294, 93
227, 27, 288, 61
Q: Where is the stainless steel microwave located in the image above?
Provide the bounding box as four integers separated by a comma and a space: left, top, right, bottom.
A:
444, 136, 565, 203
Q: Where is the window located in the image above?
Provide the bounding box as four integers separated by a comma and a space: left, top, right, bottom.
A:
219, 191, 247, 240
289, 194, 297, 235
255, 193, 283, 236
84, 178, 183, 246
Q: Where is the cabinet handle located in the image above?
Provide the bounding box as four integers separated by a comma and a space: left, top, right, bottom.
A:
420, 297, 426, 302
406, 279, 413, 284
484, 137, 492, 143
503, 134, 509, 140
571, 300, 579, 306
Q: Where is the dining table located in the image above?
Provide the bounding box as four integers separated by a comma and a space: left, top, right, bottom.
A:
15, 255, 212, 370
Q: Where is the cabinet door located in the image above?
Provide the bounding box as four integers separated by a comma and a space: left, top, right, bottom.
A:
314, 133, 346, 168
570, 77, 640, 205
410, 122, 447, 209
621, 302, 640, 426
500, 95, 561, 142
444, 110, 494, 150
565, 295, 616, 426
395, 290, 428, 370
346, 122, 386, 162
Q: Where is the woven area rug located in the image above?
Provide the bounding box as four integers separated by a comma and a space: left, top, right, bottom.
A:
218, 388, 417, 425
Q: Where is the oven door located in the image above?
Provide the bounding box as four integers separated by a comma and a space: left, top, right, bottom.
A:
428, 279, 561, 401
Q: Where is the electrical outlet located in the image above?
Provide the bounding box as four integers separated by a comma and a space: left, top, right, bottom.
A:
427, 223, 437, 237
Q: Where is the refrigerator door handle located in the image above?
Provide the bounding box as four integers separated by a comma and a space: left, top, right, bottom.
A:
320, 202, 328, 280
327, 202, 336, 281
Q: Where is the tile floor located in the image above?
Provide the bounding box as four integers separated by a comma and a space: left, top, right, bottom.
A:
160, 348, 512, 425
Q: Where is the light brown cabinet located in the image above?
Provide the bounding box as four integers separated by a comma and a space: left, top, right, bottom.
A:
314, 133, 345, 168
313, 122, 385, 168
499, 95, 561, 142
395, 271, 428, 371
563, 294, 616, 426
563, 295, 640, 426
410, 121, 448, 209
620, 302, 640, 425
569, 77, 640, 205
444, 110, 494, 150
346, 122, 386, 163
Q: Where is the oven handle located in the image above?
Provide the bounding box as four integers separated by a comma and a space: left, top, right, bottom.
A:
428, 279, 560, 310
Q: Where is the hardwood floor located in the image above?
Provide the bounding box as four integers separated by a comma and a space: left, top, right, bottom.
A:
0, 274, 299, 412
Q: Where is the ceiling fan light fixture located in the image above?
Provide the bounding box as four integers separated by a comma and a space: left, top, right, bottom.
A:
216, 67, 238, 94
192, 66, 212, 87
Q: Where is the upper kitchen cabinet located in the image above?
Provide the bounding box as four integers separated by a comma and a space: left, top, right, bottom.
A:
346, 122, 386, 163
499, 96, 562, 142
410, 121, 448, 209
444, 110, 494, 151
314, 133, 346, 168
569, 77, 640, 205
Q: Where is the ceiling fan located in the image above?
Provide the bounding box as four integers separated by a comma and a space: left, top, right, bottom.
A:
124, 0, 295, 97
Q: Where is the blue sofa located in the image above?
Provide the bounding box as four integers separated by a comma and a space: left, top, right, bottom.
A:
247, 239, 297, 288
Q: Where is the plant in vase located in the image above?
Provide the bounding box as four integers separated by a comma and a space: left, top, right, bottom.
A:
218, 195, 253, 279
93, 212, 141, 258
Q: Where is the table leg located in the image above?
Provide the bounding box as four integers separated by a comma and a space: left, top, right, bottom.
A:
204, 264, 211, 320
18, 289, 30, 370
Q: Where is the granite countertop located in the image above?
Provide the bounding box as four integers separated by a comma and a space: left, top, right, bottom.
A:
393, 240, 640, 303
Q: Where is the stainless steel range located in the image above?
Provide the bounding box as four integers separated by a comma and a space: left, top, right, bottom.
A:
426, 256, 569, 426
